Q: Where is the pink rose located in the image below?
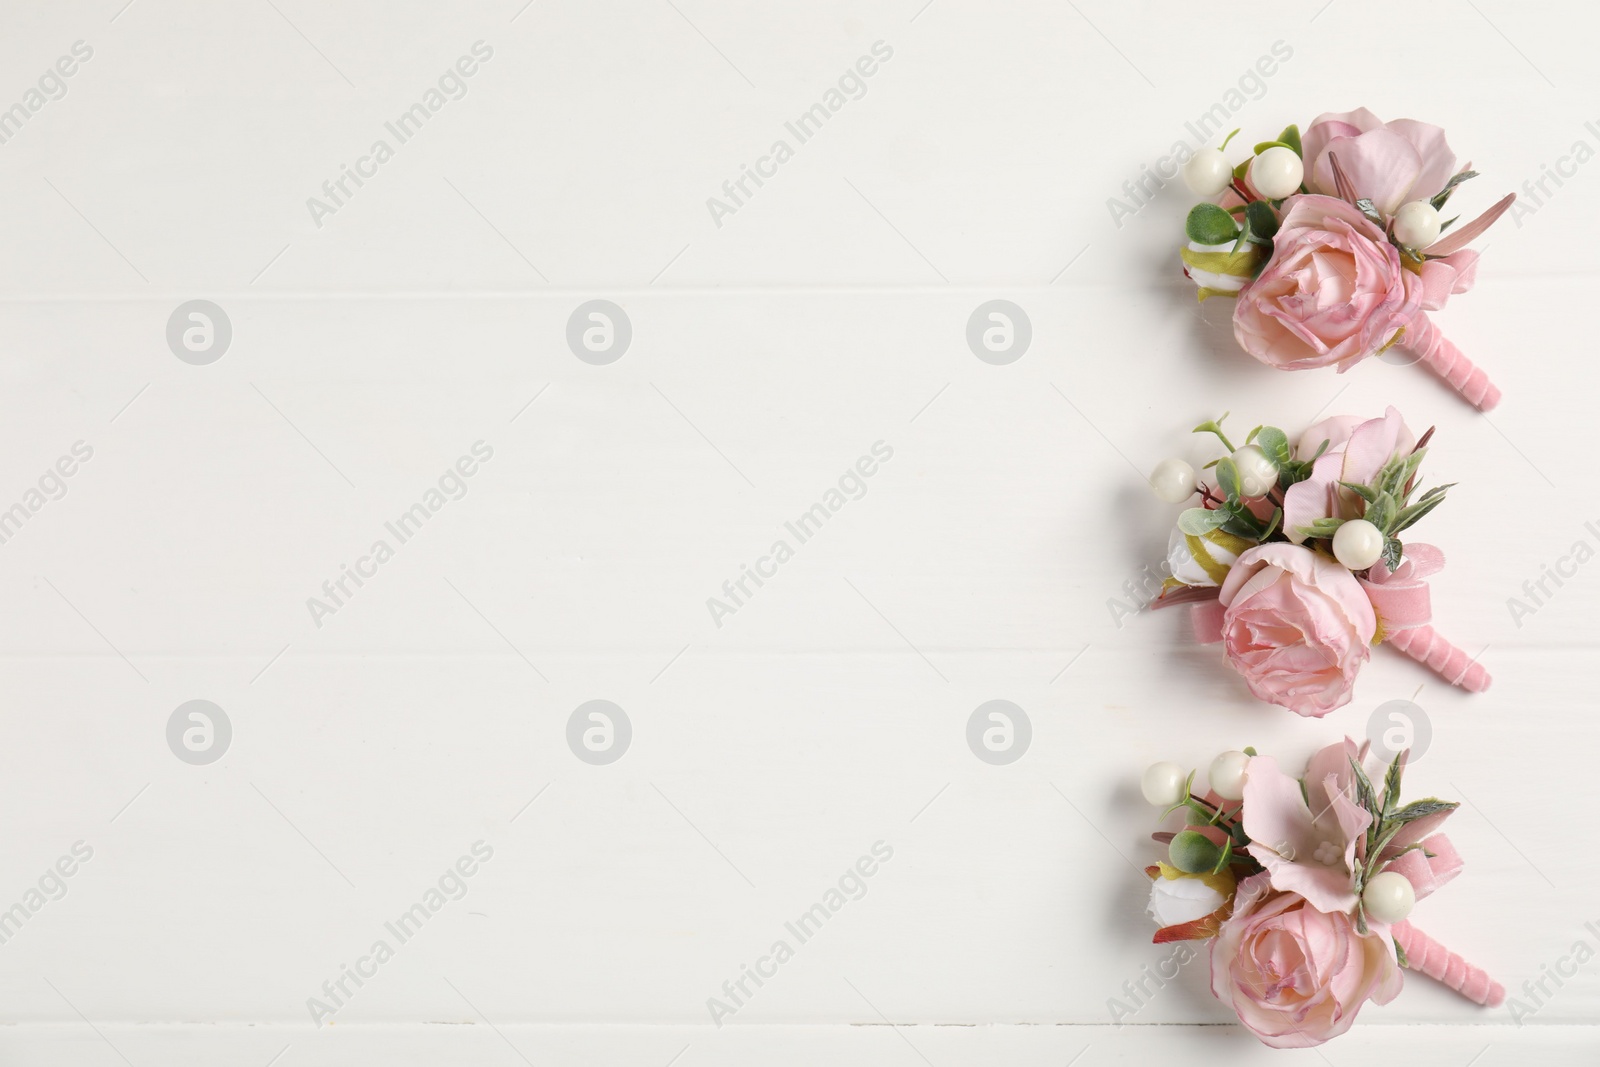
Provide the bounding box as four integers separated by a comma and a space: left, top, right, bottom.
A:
1218, 544, 1376, 716
1211, 872, 1402, 1048
1301, 108, 1457, 215
1234, 195, 1420, 371
1283, 407, 1415, 544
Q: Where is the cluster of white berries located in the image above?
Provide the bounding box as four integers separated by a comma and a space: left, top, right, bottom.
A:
1146, 448, 1387, 571
1138, 754, 1417, 923
1182, 141, 1443, 251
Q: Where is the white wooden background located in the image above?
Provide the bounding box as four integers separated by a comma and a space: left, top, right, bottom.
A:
0, 0, 1595, 1062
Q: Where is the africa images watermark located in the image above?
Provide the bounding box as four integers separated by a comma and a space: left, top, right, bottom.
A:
1105, 555, 1175, 629
306, 41, 495, 228
0, 40, 94, 148
1505, 518, 1600, 628
1504, 916, 1600, 1024
1106, 39, 1294, 229
0, 841, 94, 949
706, 41, 895, 229
307, 840, 494, 1026
706, 440, 894, 628
1509, 119, 1600, 227
1105, 939, 1201, 1026
705, 841, 894, 1026
306, 441, 494, 628
0, 441, 94, 548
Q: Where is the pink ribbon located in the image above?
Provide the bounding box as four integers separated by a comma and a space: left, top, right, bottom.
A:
1393, 919, 1505, 1007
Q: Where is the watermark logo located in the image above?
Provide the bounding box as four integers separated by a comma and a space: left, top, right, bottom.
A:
567, 700, 631, 765
305, 42, 494, 229
966, 700, 1030, 765
167, 700, 231, 765
567, 300, 631, 365
1105, 40, 1294, 229
966, 300, 1030, 365
0, 841, 94, 947
1506, 521, 1600, 629
166, 301, 231, 365
1365, 698, 1430, 764
706, 842, 893, 1026
706, 441, 893, 629
307, 841, 494, 1026
705, 41, 894, 229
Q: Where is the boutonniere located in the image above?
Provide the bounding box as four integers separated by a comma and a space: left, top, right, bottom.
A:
1179, 109, 1513, 410
1148, 407, 1488, 716
1138, 740, 1501, 1048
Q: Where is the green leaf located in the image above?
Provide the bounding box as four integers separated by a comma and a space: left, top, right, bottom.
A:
1430, 169, 1479, 211
1276, 124, 1303, 159
1353, 198, 1385, 228
1186, 203, 1240, 245
1258, 508, 1283, 541
1392, 492, 1450, 534
1382, 751, 1407, 814
1254, 427, 1293, 468
1381, 537, 1403, 572
1296, 517, 1346, 539
1245, 200, 1281, 241
1177, 507, 1228, 536
1215, 456, 1242, 501
1192, 414, 1236, 452
1348, 758, 1381, 822
1368, 491, 1398, 532
1341, 481, 1380, 506
1394, 936, 1409, 969
1391, 798, 1460, 823
1210, 837, 1234, 875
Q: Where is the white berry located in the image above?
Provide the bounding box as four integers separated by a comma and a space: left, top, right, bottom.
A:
1182, 150, 1233, 197
1230, 445, 1277, 498
1333, 518, 1385, 570
1141, 761, 1188, 807
1249, 146, 1304, 200
1393, 200, 1442, 249
1208, 750, 1250, 801
1362, 870, 1416, 923
1148, 458, 1196, 503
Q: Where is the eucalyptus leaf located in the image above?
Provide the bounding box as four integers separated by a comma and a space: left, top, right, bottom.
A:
1177, 507, 1228, 536
1255, 427, 1292, 468
1354, 198, 1385, 228
1186, 203, 1240, 245
1276, 123, 1303, 159
1246, 200, 1281, 240
1215, 456, 1242, 501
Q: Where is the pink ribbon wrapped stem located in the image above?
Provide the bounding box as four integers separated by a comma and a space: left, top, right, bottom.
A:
1393, 920, 1505, 1007
1399, 313, 1501, 412
1362, 545, 1492, 693
1385, 625, 1492, 692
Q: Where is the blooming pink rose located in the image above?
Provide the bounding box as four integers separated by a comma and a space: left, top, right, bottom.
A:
1301, 108, 1457, 216
1211, 872, 1402, 1048
1241, 740, 1371, 913
1218, 544, 1377, 716
1283, 407, 1415, 543
1234, 195, 1421, 372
